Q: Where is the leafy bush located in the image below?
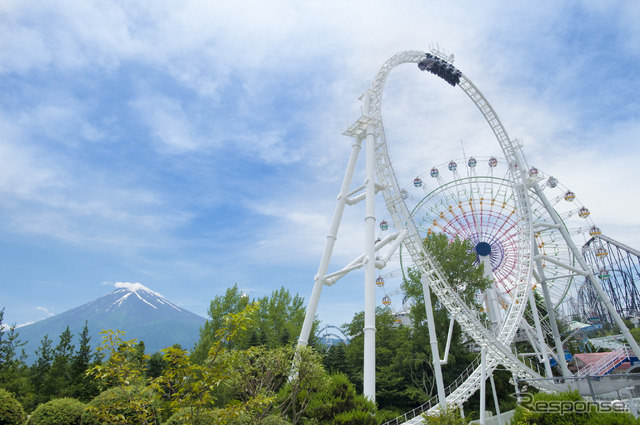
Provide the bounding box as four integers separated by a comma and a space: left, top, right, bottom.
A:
0, 387, 26, 425
165, 409, 291, 425
28, 398, 85, 425
164, 408, 229, 425
509, 390, 640, 425
422, 405, 468, 424
333, 409, 379, 425
301, 373, 378, 424
261, 415, 291, 425
81, 386, 160, 425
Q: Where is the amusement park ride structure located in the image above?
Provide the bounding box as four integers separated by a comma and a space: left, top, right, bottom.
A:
296, 48, 640, 423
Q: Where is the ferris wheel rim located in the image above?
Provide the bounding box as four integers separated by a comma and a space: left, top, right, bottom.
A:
396, 157, 590, 311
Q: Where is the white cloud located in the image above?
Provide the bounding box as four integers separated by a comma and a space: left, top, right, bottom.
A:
35, 306, 54, 317
132, 94, 203, 153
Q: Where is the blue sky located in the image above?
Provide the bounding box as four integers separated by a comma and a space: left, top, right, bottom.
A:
1, 1, 639, 331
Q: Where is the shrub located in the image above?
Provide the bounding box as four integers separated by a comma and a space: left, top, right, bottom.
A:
510, 390, 640, 425
261, 415, 291, 425
164, 408, 220, 425
81, 386, 160, 425
0, 387, 26, 425
421, 405, 468, 425
333, 409, 379, 425
300, 373, 378, 424
28, 398, 85, 425
165, 409, 291, 425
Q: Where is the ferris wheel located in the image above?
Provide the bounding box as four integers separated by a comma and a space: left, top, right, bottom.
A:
296, 48, 640, 419
384, 156, 599, 315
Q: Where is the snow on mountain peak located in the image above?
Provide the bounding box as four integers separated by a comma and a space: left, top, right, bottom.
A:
110, 282, 183, 313
115, 282, 161, 297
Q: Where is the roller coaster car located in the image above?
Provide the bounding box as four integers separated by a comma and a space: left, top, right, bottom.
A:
418, 55, 461, 87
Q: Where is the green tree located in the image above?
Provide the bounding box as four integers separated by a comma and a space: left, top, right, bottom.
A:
403, 233, 491, 311
153, 303, 262, 425
0, 309, 26, 366
192, 284, 250, 363
253, 287, 307, 349
68, 322, 100, 402
342, 309, 418, 410
302, 373, 378, 425
224, 344, 327, 424
146, 351, 167, 380
48, 326, 75, 397
401, 233, 492, 393
0, 308, 29, 400
86, 329, 155, 424
29, 335, 55, 409
323, 343, 348, 376
193, 285, 316, 363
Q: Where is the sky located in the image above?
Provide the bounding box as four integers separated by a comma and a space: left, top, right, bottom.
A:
1, 1, 639, 334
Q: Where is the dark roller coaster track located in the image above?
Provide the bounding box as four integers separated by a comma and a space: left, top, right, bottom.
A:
577, 233, 640, 325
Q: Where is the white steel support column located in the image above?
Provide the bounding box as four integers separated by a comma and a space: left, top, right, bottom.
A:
363, 123, 377, 401
480, 347, 487, 425
532, 183, 640, 360
533, 244, 572, 378
490, 375, 503, 425
479, 252, 501, 332
297, 138, 363, 347
527, 290, 554, 378
422, 273, 447, 407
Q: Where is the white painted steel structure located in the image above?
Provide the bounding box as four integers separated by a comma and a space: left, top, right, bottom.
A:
297, 49, 640, 422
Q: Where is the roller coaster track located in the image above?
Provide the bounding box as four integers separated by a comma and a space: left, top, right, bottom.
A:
344, 51, 562, 422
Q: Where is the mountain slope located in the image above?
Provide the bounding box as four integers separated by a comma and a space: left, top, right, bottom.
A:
16, 283, 207, 363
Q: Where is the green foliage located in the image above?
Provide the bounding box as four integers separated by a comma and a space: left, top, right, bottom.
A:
146, 351, 167, 380
164, 408, 220, 425
154, 303, 262, 424
341, 308, 431, 408
226, 343, 328, 424
630, 327, 640, 345
333, 409, 378, 425
19, 325, 101, 412
422, 405, 469, 425
27, 398, 85, 425
261, 415, 292, 425
303, 373, 378, 425
87, 329, 149, 389
322, 344, 347, 375
0, 387, 26, 425
193, 285, 315, 364
81, 386, 160, 425
510, 390, 640, 425
0, 309, 29, 402
67, 322, 100, 402
192, 285, 251, 363
403, 233, 491, 312
0, 309, 26, 365
275, 346, 328, 424
85, 330, 157, 424
28, 335, 54, 409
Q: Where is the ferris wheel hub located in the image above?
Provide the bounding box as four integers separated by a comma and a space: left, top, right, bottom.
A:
476, 241, 492, 257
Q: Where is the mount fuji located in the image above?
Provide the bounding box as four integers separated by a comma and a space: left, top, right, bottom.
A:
16, 282, 207, 363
